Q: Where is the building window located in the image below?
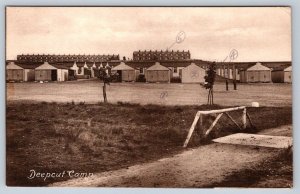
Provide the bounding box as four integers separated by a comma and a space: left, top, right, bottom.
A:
174, 67, 177, 73
139, 68, 144, 74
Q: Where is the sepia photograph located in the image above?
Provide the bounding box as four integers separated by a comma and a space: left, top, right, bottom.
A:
5, 7, 292, 188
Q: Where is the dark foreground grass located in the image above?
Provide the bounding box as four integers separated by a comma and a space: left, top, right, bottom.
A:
6, 102, 292, 186
203, 146, 293, 188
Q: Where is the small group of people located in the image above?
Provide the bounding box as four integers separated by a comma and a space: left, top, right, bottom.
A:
225, 79, 237, 91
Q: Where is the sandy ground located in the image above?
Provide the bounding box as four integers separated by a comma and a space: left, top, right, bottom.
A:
258, 125, 293, 137
51, 125, 292, 188
50, 144, 280, 187
213, 133, 292, 149
7, 80, 292, 107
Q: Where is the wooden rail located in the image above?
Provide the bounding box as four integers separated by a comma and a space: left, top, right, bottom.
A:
183, 106, 252, 148
197, 106, 246, 115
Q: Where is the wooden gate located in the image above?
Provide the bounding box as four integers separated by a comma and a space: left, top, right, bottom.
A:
183, 106, 254, 147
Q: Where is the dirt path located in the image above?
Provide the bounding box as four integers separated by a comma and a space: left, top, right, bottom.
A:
50, 125, 292, 187
50, 143, 280, 187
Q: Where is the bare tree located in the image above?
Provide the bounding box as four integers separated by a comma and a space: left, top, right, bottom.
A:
98, 67, 110, 103
98, 66, 119, 103
203, 62, 216, 105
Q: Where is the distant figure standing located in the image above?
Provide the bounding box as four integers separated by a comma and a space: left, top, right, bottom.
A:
233, 80, 237, 90
226, 80, 229, 91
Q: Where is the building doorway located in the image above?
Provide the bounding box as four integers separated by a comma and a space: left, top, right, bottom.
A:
117, 70, 122, 82
51, 70, 57, 81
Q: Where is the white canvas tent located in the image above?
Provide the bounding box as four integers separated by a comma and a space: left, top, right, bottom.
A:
145, 62, 171, 83
6, 62, 24, 81
241, 62, 271, 83
112, 62, 138, 82
180, 63, 206, 83
284, 66, 292, 83
35, 62, 68, 81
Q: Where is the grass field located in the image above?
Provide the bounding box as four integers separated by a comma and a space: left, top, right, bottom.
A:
7, 80, 292, 106
6, 81, 293, 186
6, 102, 292, 186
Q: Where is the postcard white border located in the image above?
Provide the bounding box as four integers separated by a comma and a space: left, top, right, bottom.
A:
1, 1, 298, 194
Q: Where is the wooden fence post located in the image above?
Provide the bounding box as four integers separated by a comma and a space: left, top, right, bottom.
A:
246, 112, 254, 128
196, 114, 202, 138
205, 113, 223, 137
183, 106, 249, 148
224, 112, 242, 130
183, 112, 201, 147
242, 107, 247, 129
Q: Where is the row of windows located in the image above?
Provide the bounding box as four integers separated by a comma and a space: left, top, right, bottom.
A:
134, 53, 189, 56
139, 67, 179, 74
17, 55, 119, 61
134, 57, 189, 60
135, 54, 189, 57
217, 69, 240, 75
18, 55, 118, 57
134, 51, 190, 54
18, 57, 115, 60
133, 51, 191, 61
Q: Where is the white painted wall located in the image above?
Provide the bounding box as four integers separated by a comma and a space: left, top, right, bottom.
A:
284, 71, 292, 83
71, 62, 84, 75
70, 63, 78, 74
181, 64, 206, 83
91, 68, 95, 77
57, 69, 69, 81
90, 63, 96, 77
57, 69, 62, 81
236, 70, 240, 80
229, 69, 233, 79
168, 67, 184, 77
24, 69, 30, 81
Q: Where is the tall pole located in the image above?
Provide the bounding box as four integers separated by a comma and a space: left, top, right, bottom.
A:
103, 83, 107, 103
242, 107, 247, 129
233, 64, 237, 90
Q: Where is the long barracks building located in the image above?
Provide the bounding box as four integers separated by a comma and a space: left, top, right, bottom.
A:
17, 54, 120, 63
7, 51, 291, 83
133, 50, 191, 61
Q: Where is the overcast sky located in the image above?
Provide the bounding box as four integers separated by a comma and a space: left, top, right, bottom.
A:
6, 7, 291, 62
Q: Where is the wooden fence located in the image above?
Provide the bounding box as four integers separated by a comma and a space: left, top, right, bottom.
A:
183, 106, 254, 147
